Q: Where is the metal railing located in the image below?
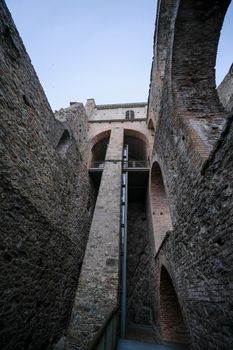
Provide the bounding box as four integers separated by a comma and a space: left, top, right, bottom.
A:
123, 160, 150, 168
89, 308, 118, 350
89, 161, 105, 169
89, 160, 150, 170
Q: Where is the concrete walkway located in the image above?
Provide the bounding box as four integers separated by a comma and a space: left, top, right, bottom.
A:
117, 339, 185, 350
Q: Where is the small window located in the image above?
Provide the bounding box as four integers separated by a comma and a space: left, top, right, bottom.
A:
125, 110, 135, 120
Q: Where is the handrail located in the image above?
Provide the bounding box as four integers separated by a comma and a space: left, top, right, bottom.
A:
89, 307, 118, 350
89, 161, 105, 169
89, 160, 150, 169
123, 160, 150, 168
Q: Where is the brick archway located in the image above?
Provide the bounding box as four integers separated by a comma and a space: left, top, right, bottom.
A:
150, 161, 172, 250
171, 0, 231, 156
172, 0, 230, 116
159, 266, 190, 346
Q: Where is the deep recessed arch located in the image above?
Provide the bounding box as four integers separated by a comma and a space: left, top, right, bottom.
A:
159, 266, 190, 345
172, 0, 230, 114
89, 130, 111, 165
88, 130, 111, 166
150, 162, 172, 250
124, 129, 150, 160
171, 0, 231, 152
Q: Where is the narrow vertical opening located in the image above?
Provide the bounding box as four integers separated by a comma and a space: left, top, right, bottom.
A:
148, 118, 155, 131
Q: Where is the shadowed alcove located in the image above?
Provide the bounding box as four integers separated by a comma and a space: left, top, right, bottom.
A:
160, 266, 190, 346
150, 162, 172, 250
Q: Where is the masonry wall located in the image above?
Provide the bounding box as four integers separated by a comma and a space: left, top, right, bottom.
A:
88, 120, 154, 164
55, 103, 89, 159
67, 127, 124, 350
127, 203, 152, 326
0, 2, 95, 349
217, 64, 233, 113
147, 0, 233, 348
87, 103, 147, 121
150, 117, 233, 349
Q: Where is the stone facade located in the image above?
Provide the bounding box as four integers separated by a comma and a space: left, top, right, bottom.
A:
1, 0, 233, 349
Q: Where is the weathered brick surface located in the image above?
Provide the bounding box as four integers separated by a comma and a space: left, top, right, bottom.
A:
159, 267, 189, 345
127, 203, 152, 326
148, 1, 233, 348
150, 162, 172, 250
0, 2, 95, 349
150, 118, 233, 349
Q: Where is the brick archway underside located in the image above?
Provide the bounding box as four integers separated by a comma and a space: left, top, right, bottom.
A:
160, 266, 189, 345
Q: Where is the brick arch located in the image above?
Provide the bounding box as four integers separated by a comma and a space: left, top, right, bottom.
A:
171, 0, 231, 156
88, 130, 111, 166
150, 161, 172, 250
124, 128, 150, 160
159, 265, 190, 345
147, 0, 178, 129
172, 0, 230, 114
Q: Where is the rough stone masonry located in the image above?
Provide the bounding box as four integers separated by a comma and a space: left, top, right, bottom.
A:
0, 1, 95, 349
1, 0, 233, 349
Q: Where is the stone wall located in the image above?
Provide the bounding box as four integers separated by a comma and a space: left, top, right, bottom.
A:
86, 99, 147, 121
55, 103, 89, 160
0, 2, 95, 349
150, 117, 233, 349
67, 127, 124, 350
147, 0, 233, 348
217, 64, 233, 112
127, 203, 152, 326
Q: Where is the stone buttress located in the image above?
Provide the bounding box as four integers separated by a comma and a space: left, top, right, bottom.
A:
67, 127, 124, 349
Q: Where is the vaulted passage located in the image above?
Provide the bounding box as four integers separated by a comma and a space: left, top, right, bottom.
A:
160, 267, 189, 346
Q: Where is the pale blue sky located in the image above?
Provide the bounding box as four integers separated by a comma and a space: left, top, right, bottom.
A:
5, 0, 233, 111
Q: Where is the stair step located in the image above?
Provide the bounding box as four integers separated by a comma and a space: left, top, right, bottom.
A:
117, 339, 181, 350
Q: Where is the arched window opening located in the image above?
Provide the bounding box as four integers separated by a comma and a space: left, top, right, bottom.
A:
151, 162, 172, 250
123, 130, 149, 203
89, 131, 111, 190
160, 266, 190, 346
91, 136, 110, 166
56, 129, 71, 157
125, 110, 135, 120
124, 135, 147, 161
